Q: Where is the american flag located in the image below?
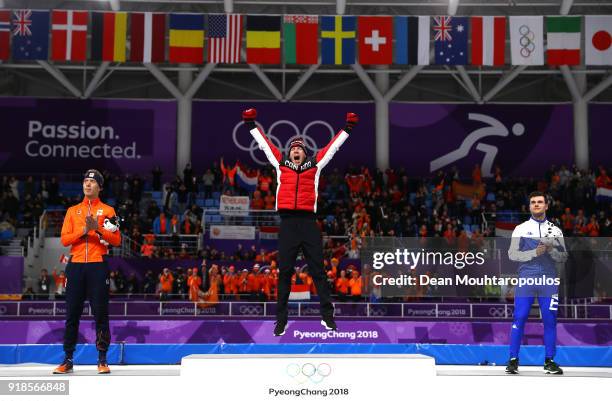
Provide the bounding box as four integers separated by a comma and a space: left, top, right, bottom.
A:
207, 14, 243, 63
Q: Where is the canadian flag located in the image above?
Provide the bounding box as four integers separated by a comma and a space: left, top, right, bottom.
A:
59, 254, 69, 264
471, 16, 506, 66
51, 10, 88, 61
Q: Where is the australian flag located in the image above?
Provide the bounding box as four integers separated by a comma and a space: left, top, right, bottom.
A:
434, 16, 468, 65
12, 10, 49, 60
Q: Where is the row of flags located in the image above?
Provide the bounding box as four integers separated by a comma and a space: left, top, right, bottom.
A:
1, 10, 612, 66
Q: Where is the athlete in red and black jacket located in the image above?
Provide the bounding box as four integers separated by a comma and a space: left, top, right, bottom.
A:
242, 108, 358, 336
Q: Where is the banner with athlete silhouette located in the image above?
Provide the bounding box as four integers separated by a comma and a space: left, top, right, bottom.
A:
389, 103, 574, 177
191, 101, 376, 172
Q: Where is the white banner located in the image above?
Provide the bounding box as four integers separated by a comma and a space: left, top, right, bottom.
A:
219, 195, 250, 216
210, 225, 256, 240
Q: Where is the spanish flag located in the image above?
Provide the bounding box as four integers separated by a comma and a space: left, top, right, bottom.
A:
91, 12, 127, 62
246, 15, 281, 64
169, 13, 205, 63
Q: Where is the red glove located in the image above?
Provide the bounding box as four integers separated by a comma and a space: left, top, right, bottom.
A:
242, 108, 257, 122
345, 112, 359, 131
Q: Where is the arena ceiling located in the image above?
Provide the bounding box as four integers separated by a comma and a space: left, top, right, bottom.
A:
0, 0, 611, 102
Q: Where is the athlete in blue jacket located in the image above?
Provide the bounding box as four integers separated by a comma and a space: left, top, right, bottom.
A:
505, 191, 567, 375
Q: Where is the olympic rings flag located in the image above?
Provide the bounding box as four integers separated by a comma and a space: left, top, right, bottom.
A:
191, 101, 375, 172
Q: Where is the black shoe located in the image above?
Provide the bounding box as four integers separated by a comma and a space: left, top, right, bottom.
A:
274, 320, 287, 336
544, 358, 563, 375
505, 358, 519, 374
321, 316, 337, 331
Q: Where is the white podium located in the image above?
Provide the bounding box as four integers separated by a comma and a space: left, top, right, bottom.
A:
181, 353, 436, 399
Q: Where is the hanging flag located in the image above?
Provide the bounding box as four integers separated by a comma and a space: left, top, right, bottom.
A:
321, 16, 356, 65
546, 16, 581, 65
91, 12, 127, 62
283, 15, 318, 64
130, 12, 166, 63
169, 13, 205, 63
12, 10, 49, 60
509, 16, 544, 65
433, 16, 468, 65
246, 15, 281, 64
394, 16, 430, 65
471, 16, 506, 66
358, 16, 392, 65
585, 15, 612, 65
51, 10, 88, 62
0, 10, 9, 61
208, 14, 243, 63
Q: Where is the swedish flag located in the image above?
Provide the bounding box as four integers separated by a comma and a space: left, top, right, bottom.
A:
321, 16, 356, 65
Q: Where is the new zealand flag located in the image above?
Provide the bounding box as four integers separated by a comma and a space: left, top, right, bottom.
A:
12, 10, 49, 60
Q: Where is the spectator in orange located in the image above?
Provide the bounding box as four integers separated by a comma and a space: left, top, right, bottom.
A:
261, 269, 274, 300
197, 266, 220, 308
247, 264, 261, 299
223, 265, 239, 297
264, 191, 275, 210
52, 268, 67, 299
419, 225, 428, 237
220, 157, 238, 190
348, 270, 362, 302
188, 268, 202, 302
561, 208, 575, 235
140, 235, 155, 258
259, 173, 273, 193
238, 269, 249, 294
335, 269, 350, 302
251, 190, 265, 210
586, 215, 600, 237
159, 268, 174, 301
169, 214, 181, 235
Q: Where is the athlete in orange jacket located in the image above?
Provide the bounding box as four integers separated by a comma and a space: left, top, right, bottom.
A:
54, 169, 121, 376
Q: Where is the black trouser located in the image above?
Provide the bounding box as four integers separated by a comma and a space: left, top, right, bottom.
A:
63, 261, 110, 356
277, 212, 334, 322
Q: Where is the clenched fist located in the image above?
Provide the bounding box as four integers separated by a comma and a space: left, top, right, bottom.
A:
242, 108, 257, 122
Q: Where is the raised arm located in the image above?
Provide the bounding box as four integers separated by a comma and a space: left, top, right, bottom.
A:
242, 108, 282, 167
316, 113, 358, 170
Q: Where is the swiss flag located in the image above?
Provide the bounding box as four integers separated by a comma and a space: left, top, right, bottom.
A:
358, 16, 393, 65
51, 10, 88, 61
471, 16, 506, 66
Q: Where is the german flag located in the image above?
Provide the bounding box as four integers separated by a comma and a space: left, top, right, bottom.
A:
246, 15, 281, 64
91, 12, 127, 62
169, 13, 205, 64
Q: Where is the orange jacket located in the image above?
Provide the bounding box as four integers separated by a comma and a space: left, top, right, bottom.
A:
60, 197, 121, 263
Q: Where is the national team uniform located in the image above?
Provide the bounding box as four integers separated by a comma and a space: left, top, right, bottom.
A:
507, 217, 567, 370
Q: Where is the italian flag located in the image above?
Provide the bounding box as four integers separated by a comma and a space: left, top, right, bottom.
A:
546, 16, 581, 65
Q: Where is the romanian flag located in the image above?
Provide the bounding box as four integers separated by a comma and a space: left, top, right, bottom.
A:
321, 16, 356, 65
246, 15, 281, 64
169, 13, 205, 63
91, 12, 127, 62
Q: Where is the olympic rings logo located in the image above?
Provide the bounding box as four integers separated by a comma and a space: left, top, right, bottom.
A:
232, 120, 336, 166
286, 363, 332, 384
488, 307, 506, 318
518, 25, 536, 58
238, 305, 264, 315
